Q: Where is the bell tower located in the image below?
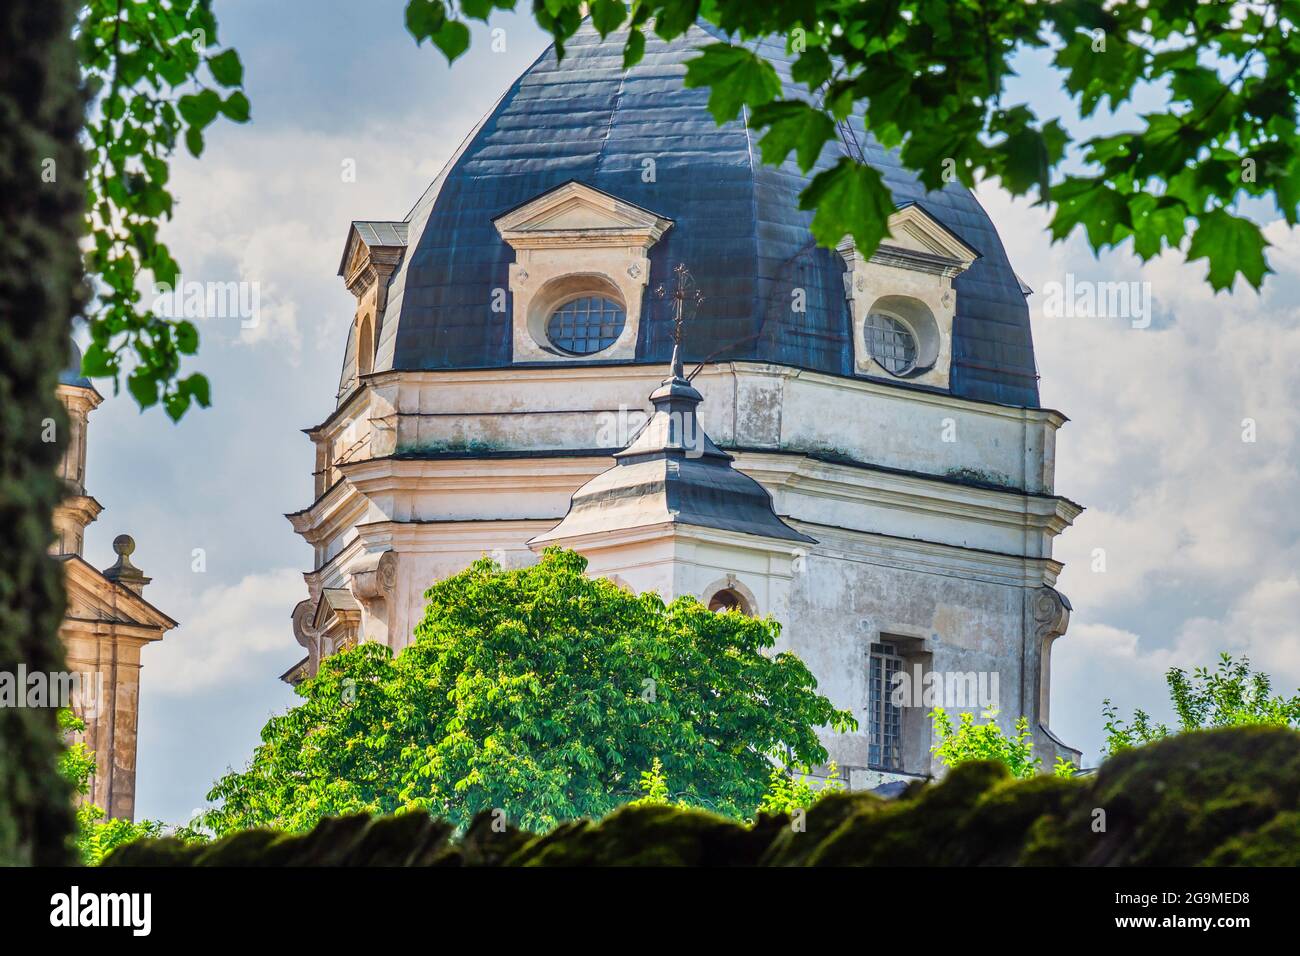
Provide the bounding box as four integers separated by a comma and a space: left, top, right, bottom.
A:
53, 342, 178, 820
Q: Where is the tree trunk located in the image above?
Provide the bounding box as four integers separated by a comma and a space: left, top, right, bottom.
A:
0, 0, 84, 865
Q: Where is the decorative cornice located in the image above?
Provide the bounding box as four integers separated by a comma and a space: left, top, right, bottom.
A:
55, 494, 103, 527
56, 382, 104, 411
800, 520, 1065, 588
288, 447, 1079, 572
286, 480, 369, 547
344, 247, 404, 306
309, 362, 1070, 435
529, 519, 812, 560
739, 452, 1082, 539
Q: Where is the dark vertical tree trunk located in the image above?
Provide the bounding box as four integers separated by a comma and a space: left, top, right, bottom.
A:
0, 0, 85, 865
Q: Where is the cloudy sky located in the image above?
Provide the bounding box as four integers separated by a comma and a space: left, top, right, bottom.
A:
79, 1, 1298, 824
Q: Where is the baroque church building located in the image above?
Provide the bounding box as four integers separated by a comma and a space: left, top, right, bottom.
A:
53, 344, 176, 820
285, 20, 1082, 785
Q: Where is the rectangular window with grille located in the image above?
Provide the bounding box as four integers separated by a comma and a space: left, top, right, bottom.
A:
868, 642, 904, 770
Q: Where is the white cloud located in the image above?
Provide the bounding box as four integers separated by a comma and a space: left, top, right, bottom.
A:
157, 117, 458, 359
142, 568, 306, 694
976, 184, 1300, 762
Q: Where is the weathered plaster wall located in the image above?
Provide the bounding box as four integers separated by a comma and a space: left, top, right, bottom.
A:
290, 362, 1080, 779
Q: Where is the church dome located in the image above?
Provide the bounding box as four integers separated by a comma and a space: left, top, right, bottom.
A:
363, 20, 1039, 407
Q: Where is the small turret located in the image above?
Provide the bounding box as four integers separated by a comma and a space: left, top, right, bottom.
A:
53, 338, 103, 556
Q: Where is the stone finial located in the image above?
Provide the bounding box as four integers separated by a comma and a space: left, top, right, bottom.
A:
102, 534, 151, 594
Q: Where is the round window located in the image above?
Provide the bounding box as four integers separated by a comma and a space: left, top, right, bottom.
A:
864, 311, 918, 376
546, 295, 626, 355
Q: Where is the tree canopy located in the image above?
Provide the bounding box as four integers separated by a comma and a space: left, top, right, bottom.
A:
203, 548, 855, 834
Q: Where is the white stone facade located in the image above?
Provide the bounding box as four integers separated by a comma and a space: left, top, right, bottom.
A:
288, 353, 1081, 779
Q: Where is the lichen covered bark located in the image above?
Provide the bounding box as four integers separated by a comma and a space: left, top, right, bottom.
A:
0, 0, 84, 865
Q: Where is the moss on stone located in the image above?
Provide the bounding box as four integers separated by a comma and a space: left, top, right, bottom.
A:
104, 727, 1300, 867
506, 804, 774, 867
1205, 811, 1300, 867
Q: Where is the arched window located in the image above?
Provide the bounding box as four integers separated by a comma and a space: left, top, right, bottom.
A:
546, 295, 626, 355
708, 588, 751, 615
357, 315, 374, 377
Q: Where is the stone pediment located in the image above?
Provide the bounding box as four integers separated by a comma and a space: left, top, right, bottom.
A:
886, 203, 980, 263
839, 203, 981, 274
59, 555, 176, 633
494, 181, 673, 250
337, 220, 409, 303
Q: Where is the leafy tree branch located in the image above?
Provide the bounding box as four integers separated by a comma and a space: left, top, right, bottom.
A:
78, 0, 248, 418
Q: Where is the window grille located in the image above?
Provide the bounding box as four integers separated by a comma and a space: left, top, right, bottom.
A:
869, 641, 905, 770
864, 312, 918, 375
546, 295, 626, 355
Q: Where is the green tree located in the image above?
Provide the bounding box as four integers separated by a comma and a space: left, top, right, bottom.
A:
204, 548, 855, 834
755, 761, 845, 815
407, 0, 1299, 293
56, 710, 189, 865
1103, 653, 1300, 757
930, 707, 1076, 780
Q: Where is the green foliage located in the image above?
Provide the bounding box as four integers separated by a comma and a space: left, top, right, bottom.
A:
1103, 653, 1300, 757
756, 761, 844, 815
203, 548, 855, 835
78, 0, 250, 418
74, 805, 166, 867
111, 727, 1300, 867
56, 710, 188, 865
405, 0, 1300, 292
930, 707, 1072, 780
683, 43, 781, 124
629, 757, 673, 806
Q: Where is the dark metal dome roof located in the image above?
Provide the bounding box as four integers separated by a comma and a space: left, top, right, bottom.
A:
360, 20, 1040, 407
